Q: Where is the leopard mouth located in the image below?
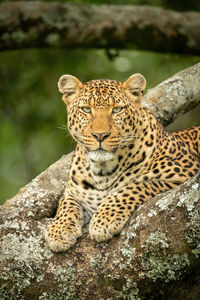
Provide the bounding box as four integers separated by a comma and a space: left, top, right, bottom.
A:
88, 148, 115, 162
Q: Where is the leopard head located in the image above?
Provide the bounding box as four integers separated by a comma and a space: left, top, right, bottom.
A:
58, 74, 146, 161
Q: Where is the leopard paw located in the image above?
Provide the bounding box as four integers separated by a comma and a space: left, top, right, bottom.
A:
89, 210, 130, 242
89, 224, 113, 242
89, 219, 123, 242
45, 221, 82, 252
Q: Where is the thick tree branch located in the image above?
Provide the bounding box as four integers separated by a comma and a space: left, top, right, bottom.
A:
0, 63, 200, 299
1, 2, 200, 54
142, 62, 200, 126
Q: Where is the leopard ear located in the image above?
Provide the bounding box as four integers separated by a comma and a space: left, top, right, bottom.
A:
58, 75, 83, 105
123, 74, 146, 101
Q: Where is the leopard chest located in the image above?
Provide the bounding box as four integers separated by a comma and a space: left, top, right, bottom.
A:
69, 181, 108, 216
68, 157, 124, 215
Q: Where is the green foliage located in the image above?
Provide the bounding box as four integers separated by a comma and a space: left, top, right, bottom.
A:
0, 47, 199, 203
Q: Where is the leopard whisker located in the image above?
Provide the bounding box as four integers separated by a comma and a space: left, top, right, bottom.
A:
121, 135, 139, 142
57, 125, 68, 131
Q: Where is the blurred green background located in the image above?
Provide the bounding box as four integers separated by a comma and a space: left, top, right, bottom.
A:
0, 0, 200, 204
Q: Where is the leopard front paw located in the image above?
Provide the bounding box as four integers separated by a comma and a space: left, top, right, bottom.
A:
89, 208, 131, 242
89, 223, 113, 242
45, 221, 82, 252
89, 217, 126, 243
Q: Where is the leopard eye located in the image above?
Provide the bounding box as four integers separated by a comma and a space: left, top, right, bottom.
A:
131, 90, 140, 97
81, 106, 91, 113
112, 107, 123, 114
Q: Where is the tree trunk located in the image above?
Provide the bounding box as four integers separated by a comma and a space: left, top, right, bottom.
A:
0, 63, 200, 299
1, 2, 200, 55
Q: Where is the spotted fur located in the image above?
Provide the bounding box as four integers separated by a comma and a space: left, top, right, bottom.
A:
45, 74, 200, 252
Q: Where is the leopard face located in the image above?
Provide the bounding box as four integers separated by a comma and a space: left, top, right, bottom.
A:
58, 74, 146, 161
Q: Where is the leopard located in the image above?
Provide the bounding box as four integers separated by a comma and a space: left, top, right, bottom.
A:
45, 73, 200, 252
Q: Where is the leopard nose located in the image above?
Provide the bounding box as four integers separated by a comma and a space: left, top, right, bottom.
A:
92, 131, 110, 142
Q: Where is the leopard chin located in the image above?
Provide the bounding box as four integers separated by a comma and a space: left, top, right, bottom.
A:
88, 149, 115, 162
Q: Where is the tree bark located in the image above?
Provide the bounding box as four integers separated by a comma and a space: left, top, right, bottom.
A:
0, 63, 200, 299
142, 62, 200, 126
1, 2, 200, 55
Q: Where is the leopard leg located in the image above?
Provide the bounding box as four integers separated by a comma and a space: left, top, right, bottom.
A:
45, 195, 84, 252
89, 181, 164, 242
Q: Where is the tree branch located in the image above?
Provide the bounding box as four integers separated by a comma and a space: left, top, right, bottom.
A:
1, 2, 200, 54
0, 63, 200, 299
142, 62, 200, 126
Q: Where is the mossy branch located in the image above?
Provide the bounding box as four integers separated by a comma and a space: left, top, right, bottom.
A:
0, 63, 200, 299
1, 2, 200, 54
